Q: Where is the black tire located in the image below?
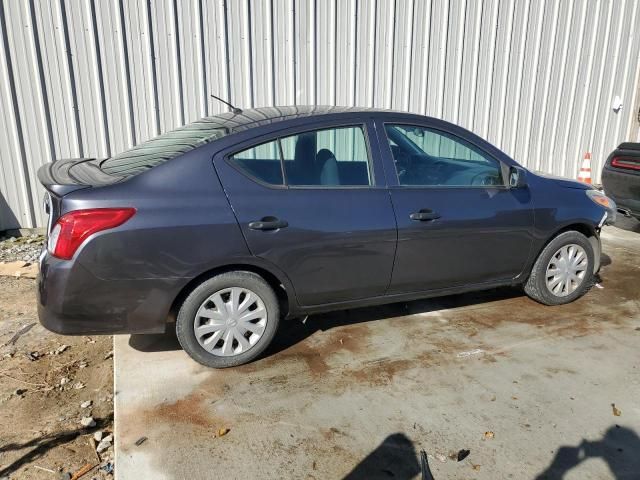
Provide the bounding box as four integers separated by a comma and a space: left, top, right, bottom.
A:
524, 231, 595, 306
176, 271, 280, 368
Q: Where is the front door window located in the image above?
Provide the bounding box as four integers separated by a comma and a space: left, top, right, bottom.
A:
385, 124, 504, 187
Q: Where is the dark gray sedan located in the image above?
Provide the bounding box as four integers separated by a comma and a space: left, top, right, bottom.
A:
37, 107, 616, 367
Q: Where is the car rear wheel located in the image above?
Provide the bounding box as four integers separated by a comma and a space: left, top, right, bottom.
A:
176, 271, 280, 368
524, 231, 595, 306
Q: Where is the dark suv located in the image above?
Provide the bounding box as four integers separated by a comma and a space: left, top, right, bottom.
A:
37, 107, 616, 367
602, 142, 640, 220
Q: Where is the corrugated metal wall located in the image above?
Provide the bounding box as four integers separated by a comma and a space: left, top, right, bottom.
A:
1, 0, 639, 230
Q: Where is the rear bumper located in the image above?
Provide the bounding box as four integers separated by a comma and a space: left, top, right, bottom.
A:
37, 251, 182, 335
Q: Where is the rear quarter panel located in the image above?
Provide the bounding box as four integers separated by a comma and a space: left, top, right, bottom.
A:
50, 147, 254, 332
63, 147, 248, 281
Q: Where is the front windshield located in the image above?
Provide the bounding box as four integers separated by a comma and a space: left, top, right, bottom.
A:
100, 118, 229, 176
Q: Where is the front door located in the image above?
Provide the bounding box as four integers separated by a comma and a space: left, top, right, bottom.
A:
215, 121, 397, 306
377, 120, 534, 294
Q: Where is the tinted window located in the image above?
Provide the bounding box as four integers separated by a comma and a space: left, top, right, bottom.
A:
229, 140, 283, 185
385, 125, 504, 187
281, 126, 372, 186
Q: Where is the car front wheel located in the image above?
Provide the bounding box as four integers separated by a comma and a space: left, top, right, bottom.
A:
176, 271, 280, 368
524, 230, 595, 306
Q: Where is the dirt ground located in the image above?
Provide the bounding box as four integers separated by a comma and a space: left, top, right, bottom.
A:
0, 276, 114, 479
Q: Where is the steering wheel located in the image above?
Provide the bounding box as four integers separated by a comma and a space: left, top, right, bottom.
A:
470, 171, 500, 186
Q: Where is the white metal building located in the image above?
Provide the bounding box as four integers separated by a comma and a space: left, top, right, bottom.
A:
1, 0, 639, 230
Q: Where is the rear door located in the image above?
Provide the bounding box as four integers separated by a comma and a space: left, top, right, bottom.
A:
376, 119, 534, 294
214, 119, 397, 306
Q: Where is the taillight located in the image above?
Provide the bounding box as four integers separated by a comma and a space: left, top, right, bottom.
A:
611, 156, 640, 171
48, 208, 136, 260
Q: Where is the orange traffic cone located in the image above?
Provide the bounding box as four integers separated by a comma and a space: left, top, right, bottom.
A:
578, 153, 592, 184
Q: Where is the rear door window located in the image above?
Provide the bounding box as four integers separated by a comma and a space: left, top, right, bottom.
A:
229, 125, 373, 187
281, 126, 371, 186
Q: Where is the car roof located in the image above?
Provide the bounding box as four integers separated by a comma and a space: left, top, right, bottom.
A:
208, 105, 417, 133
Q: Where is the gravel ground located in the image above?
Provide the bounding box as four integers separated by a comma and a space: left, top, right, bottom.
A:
0, 234, 46, 264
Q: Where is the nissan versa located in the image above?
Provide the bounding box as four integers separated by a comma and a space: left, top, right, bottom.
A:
37, 107, 616, 368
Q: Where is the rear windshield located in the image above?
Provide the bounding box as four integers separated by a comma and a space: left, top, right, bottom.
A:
100, 118, 229, 176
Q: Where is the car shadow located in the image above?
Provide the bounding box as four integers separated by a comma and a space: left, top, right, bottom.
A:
128, 286, 523, 356
535, 424, 640, 479
600, 252, 612, 267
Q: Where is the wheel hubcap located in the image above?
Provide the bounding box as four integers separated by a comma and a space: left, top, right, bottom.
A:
193, 287, 267, 357
545, 244, 588, 297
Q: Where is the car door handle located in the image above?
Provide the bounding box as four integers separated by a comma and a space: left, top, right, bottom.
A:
410, 210, 441, 221
248, 217, 289, 231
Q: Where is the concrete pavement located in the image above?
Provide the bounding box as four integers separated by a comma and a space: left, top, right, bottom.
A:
114, 225, 640, 479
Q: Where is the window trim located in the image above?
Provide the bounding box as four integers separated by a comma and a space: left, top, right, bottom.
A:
382, 122, 510, 190
224, 122, 378, 190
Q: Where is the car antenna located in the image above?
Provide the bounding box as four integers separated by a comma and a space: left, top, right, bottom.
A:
210, 94, 243, 114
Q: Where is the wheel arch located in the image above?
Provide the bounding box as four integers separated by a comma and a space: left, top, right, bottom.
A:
168, 262, 295, 323
529, 222, 601, 278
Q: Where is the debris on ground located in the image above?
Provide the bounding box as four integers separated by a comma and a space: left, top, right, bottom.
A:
456, 348, 485, 358
70, 463, 97, 480
100, 463, 114, 474
433, 452, 447, 463
455, 449, 470, 462
60, 377, 70, 386
0, 261, 39, 279
80, 416, 96, 428
94, 431, 104, 442
5, 322, 35, 346
612, 403, 622, 416
217, 427, 230, 437
96, 439, 112, 453
471, 463, 481, 471
81, 400, 92, 408
135, 436, 148, 446
33, 465, 56, 474
484, 431, 495, 439
104, 351, 113, 360
26, 351, 41, 361
53, 344, 70, 355
73, 382, 86, 390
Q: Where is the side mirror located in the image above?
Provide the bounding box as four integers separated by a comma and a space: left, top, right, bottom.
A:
509, 166, 527, 189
